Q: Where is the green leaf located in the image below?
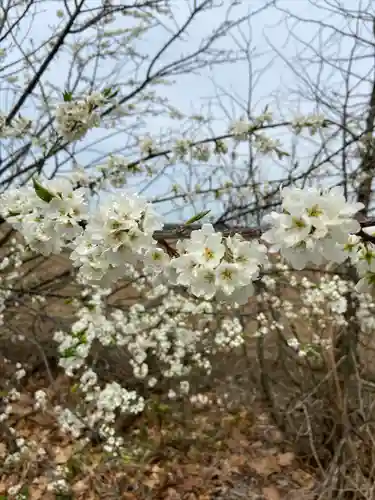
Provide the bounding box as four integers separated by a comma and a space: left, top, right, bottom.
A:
19, 486, 30, 498
102, 87, 112, 97
121, 452, 132, 463
184, 210, 210, 226
63, 90, 73, 102
62, 347, 76, 358
156, 403, 170, 413
32, 178, 55, 203
276, 149, 290, 160
102, 87, 119, 99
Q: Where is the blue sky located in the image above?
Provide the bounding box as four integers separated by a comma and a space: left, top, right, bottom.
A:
1, 0, 374, 221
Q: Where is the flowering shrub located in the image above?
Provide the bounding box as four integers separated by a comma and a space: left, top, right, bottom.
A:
1, 89, 374, 462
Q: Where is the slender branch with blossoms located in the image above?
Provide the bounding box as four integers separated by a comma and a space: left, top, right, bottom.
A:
1, 173, 374, 302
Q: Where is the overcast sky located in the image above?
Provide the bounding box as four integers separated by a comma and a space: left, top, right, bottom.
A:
2, 0, 375, 220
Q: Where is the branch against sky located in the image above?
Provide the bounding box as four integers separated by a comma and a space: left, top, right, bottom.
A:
269, 0, 375, 217
2, 0, 374, 226
146, 0, 375, 225
0, 0, 273, 205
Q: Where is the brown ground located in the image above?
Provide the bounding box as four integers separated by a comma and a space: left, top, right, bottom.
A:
0, 370, 318, 499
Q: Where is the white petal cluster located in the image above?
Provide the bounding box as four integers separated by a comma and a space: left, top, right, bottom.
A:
356, 291, 375, 332
55, 407, 86, 438
229, 119, 252, 141
291, 114, 327, 135
50, 279, 245, 453
96, 382, 144, 415
345, 232, 375, 292
0, 112, 33, 138
0, 240, 25, 327
54, 286, 114, 375
299, 274, 349, 326
54, 91, 107, 142
34, 390, 48, 411
0, 178, 88, 255
70, 192, 164, 283
54, 283, 244, 385
1, 177, 373, 299
262, 186, 364, 270
170, 224, 268, 303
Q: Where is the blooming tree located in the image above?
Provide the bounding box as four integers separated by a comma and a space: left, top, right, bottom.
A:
2, 3, 375, 491
1, 88, 375, 457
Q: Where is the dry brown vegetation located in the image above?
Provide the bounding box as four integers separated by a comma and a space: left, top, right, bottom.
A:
1, 227, 375, 499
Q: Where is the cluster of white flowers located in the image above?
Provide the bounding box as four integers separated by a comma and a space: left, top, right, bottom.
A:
139, 137, 155, 155
169, 224, 268, 304
291, 114, 327, 135
0, 369, 48, 472
253, 259, 375, 366
60, 365, 146, 445
300, 274, 348, 326
47, 473, 71, 496
47, 274, 246, 451
34, 389, 48, 411
54, 91, 109, 141
0, 178, 165, 285
253, 133, 282, 155
343, 230, 375, 292
229, 119, 254, 141
70, 192, 164, 284
0, 385, 21, 424
262, 186, 364, 271
0, 112, 33, 139
54, 406, 86, 439
71, 159, 140, 192
0, 177, 88, 255
170, 139, 222, 164
41, 246, 375, 456
1, 178, 373, 301
56, 377, 146, 452
54, 287, 113, 375
96, 382, 144, 415
356, 291, 375, 333
0, 240, 26, 326
228, 113, 325, 142
55, 280, 244, 382
3, 95, 360, 309
287, 335, 332, 358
